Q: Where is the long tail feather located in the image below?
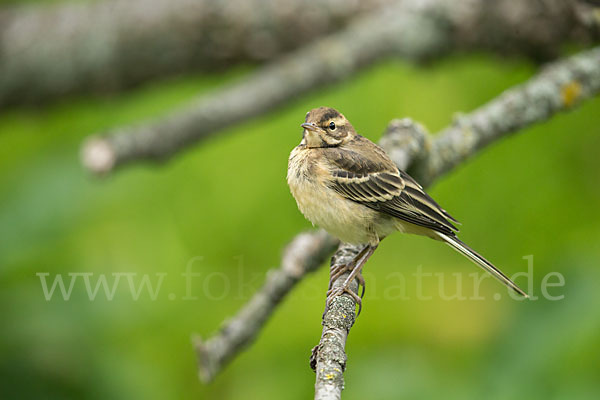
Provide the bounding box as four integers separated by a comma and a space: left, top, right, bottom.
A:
436, 232, 528, 298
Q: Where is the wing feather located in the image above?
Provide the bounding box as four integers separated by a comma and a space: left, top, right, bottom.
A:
400, 170, 459, 223
326, 148, 459, 235
331, 170, 402, 203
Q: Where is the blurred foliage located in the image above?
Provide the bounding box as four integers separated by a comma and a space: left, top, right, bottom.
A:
1, 53, 599, 400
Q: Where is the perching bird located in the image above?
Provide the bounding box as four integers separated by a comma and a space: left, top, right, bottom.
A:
287, 107, 527, 312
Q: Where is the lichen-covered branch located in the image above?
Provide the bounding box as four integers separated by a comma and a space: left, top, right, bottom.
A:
193, 47, 600, 390
0, 0, 392, 107
310, 245, 360, 400
412, 45, 600, 186
194, 230, 338, 383
81, 0, 598, 174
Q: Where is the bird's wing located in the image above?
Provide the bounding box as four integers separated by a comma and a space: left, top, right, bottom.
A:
322, 138, 527, 297
398, 169, 460, 224
325, 146, 459, 235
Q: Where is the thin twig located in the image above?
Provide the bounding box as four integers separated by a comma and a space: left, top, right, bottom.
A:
310, 245, 361, 400
80, 0, 595, 174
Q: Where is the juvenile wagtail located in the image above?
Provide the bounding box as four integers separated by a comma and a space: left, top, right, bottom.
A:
287, 107, 527, 312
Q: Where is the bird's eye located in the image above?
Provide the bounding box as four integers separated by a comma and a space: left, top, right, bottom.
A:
329, 121, 336, 130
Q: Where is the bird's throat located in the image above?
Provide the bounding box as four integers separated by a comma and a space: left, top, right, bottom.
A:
303, 130, 323, 148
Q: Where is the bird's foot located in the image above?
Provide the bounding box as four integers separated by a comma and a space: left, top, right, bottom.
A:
328, 263, 366, 298
323, 244, 377, 319
323, 284, 363, 318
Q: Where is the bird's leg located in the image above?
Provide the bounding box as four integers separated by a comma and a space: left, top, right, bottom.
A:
356, 273, 366, 299
327, 244, 370, 290
325, 243, 378, 317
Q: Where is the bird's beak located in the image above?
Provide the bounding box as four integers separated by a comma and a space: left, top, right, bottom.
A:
301, 122, 319, 132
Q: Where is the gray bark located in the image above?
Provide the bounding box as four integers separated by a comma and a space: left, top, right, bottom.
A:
80, 0, 598, 174
0, 0, 392, 106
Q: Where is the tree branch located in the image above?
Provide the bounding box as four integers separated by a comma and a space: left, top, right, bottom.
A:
412, 45, 600, 186
193, 46, 600, 389
310, 245, 361, 400
0, 0, 392, 107
194, 230, 339, 383
80, 1, 440, 174
81, 0, 597, 174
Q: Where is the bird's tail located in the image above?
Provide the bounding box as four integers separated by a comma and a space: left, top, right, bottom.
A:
436, 232, 528, 298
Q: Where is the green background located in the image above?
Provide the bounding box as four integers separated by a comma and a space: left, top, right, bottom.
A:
1, 53, 599, 399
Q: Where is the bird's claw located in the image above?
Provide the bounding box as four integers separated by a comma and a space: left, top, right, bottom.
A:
323, 285, 363, 318
328, 263, 366, 298
324, 245, 375, 318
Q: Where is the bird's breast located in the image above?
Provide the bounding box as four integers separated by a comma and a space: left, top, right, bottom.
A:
287, 146, 382, 245
287, 146, 321, 209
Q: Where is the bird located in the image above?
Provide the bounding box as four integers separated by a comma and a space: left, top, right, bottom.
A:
287, 106, 528, 313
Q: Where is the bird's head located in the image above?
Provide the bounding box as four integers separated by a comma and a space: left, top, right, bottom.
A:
300, 107, 356, 148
